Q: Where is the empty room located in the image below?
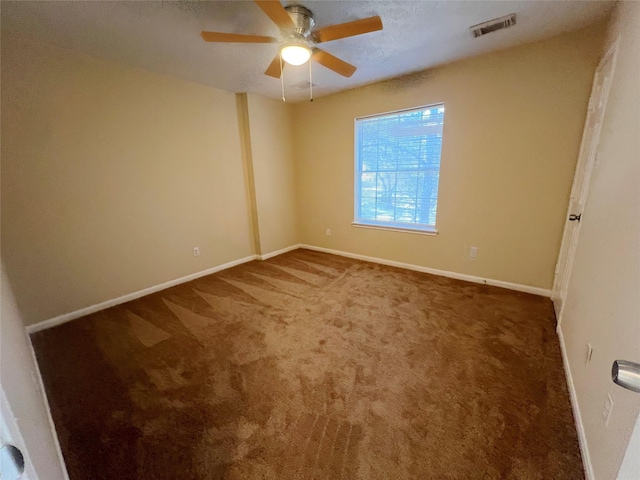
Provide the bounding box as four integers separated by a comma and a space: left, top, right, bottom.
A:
1, 1, 639, 479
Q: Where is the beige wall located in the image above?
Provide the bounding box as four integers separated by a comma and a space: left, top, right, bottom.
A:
560, 2, 640, 479
1, 25, 611, 325
247, 94, 299, 256
292, 26, 605, 290
1, 36, 254, 325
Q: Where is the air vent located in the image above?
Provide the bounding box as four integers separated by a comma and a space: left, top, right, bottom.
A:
470, 13, 516, 38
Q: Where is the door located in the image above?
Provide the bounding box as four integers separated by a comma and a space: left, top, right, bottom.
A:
552, 42, 618, 322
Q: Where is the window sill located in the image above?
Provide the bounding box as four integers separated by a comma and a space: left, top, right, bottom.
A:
351, 222, 438, 236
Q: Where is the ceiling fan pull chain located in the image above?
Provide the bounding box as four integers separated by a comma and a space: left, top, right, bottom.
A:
280, 54, 286, 102
309, 58, 313, 102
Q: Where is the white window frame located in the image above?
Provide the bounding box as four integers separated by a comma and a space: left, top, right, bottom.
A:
352, 103, 445, 235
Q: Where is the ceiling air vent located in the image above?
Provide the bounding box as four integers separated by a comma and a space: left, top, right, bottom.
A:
470, 13, 516, 38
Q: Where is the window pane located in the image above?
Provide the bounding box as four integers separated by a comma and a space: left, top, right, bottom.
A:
375, 172, 396, 221
355, 104, 445, 230
361, 145, 378, 171
359, 172, 377, 220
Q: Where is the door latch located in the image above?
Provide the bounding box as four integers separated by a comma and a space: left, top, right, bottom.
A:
569, 213, 581, 222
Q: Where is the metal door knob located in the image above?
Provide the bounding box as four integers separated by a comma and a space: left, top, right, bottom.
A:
612, 360, 640, 393
0, 444, 24, 479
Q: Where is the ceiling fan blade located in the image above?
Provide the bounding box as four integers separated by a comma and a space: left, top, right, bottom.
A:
313, 16, 383, 43
254, 1, 295, 30
312, 49, 356, 77
201, 31, 277, 43
265, 54, 284, 78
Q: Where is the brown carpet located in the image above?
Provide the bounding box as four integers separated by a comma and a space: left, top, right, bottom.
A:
31, 249, 583, 479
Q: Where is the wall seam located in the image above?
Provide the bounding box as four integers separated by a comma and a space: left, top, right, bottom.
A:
236, 93, 262, 256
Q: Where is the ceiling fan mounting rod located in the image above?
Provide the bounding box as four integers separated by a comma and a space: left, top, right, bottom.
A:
284, 4, 314, 38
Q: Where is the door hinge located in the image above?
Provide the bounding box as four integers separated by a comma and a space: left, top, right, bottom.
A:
569, 213, 582, 222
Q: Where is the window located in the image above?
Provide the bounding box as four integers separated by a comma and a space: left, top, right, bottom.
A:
354, 104, 445, 234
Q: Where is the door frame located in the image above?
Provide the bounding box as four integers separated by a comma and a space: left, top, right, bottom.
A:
552, 39, 619, 325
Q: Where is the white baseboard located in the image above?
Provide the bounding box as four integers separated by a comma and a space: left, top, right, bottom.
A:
28, 243, 550, 334
299, 244, 551, 297
258, 244, 301, 261
26, 254, 258, 334
557, 325, 593, 480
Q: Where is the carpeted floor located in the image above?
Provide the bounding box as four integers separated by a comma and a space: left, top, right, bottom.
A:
32, 249, 583, 479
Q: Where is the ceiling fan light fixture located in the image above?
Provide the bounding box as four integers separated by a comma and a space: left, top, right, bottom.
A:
280, 43, 311, 66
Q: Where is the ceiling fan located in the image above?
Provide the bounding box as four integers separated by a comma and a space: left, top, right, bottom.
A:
200, 0, 383, 79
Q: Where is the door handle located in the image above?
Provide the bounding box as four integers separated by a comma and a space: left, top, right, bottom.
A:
612, 360, 640, 393
0, 444, 24, 479
569, 214, 581, 222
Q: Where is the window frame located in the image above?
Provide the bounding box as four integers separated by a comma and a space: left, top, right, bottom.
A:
352, 103, 445, 235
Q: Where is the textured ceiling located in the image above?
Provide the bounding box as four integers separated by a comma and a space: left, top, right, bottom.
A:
1, 1, 614, 102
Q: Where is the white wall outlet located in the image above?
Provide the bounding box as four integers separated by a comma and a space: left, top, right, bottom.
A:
326, 228, 332, 237
469, 246, 478, 259
586, 343, 593, 365
602, 393, 614, 427
193, 247, 200, 257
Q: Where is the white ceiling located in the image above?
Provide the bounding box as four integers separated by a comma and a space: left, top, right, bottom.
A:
1, 0, 614, 102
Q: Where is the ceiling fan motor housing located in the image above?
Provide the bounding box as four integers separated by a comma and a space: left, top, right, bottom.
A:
285, 5, 315, 38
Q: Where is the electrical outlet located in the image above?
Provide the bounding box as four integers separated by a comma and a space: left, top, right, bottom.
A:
602, 393, 614, 427
326, 228, 332, 237
586, 343, 593, 365
193, 247, 200, 257
469, 246, 478, 259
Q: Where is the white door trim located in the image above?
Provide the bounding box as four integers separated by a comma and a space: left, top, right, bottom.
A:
552, 38, 620, 325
